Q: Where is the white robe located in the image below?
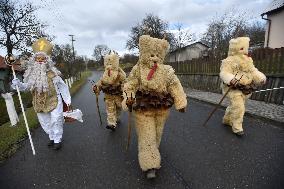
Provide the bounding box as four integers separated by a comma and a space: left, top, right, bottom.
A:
12, 76, 71, 143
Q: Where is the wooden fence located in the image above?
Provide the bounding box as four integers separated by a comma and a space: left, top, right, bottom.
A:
168, 47, 284, 76
167, 48, 284, 105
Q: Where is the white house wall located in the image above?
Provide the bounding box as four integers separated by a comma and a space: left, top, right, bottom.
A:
265, 10, 284, 48
168, 43, 208, 62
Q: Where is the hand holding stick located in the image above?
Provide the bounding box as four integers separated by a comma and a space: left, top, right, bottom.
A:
125, 91, 135, 151
92, 85, 100, 95
89, 80, 102, 126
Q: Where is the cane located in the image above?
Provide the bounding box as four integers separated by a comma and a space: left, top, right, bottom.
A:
202, 73, 243, 127
5, 54, 36, 155
95, 92, 103, 126
90, 81, 103, 127
125, 91, 135, 151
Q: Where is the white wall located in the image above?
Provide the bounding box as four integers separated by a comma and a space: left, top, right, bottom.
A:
168, 43, 208, 62
265, 9, 284, 48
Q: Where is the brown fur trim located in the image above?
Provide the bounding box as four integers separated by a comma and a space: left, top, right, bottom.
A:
133, 90, 174, 111
101, 83, 123, 95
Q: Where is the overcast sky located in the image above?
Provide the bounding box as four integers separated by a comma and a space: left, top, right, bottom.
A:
1, 0, 271, 58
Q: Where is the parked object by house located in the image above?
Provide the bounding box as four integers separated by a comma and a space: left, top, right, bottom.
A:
261, 0, 284, 48
0, 55, 23, 127
167, 42, 209, 62
1, 92, 19, 127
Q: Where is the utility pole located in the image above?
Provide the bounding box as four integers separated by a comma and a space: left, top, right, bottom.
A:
68, 34, 75, 80
68, 34, 75, 61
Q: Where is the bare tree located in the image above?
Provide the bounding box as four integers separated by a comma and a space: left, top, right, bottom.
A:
126, 14, 174, 50
51, 44, 75, 78
0, 0, 45, 55
246, 21, 265, 47
171, 23, 194, 51
120, 53, 138, 64
92, 44, 110, 65
202, 8, 250, 58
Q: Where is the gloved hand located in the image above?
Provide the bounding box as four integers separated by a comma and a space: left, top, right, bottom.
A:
11, 78, 24, 90
12, 78, 21, 86
229, 78, 238, 87
92, 85, 100, 95
178, 107, 186, 113
260, 79, 266, 85
11, 78, 27, 91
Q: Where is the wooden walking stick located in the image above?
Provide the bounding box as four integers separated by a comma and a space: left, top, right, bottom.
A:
125, 92, 135, 151
95, 93, 103, 126
5, 54, 36, 155
202, 73, 243, 127
93, 85, 102, 126
90, 81, 103, 127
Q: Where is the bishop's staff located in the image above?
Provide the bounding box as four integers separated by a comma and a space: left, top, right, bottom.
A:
5, 54, 36, 155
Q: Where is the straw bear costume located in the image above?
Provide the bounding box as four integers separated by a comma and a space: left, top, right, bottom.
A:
220, 37, 266, 134
123, 35, 187, 172
94, 53, 126, 129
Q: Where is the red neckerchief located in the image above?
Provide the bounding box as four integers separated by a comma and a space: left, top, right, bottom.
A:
147, 63, 158, 80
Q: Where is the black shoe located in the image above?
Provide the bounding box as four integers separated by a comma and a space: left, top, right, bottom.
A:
146, 169, 156, 179
53, 142, 62, 150
235, 131, 244, 137
106, 125, 116, 131
47, 140, 54, 147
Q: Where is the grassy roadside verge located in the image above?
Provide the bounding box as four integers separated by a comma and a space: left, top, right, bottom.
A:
0, 71, 92, 162
70, 71, 92, 95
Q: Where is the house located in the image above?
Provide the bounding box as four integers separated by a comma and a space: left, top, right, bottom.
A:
167, 42, 209, 62
0, 55, 23, 93
261, 0, 284, 48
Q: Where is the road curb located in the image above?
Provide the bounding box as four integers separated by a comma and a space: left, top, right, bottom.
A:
187, 95, 284, 128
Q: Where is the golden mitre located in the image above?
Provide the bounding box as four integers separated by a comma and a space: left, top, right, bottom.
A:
32, 38, 53, 55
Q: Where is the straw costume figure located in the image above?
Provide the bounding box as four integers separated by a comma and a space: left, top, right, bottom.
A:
220, 37, 266, 136
123, 35, 187, 178
93, 52, 126, 131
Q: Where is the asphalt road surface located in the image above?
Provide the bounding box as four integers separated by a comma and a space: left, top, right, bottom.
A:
0, 71, 283, 189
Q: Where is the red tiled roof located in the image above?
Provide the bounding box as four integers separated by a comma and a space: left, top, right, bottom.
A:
0, 55, 23, 71
0, 56, 4, 69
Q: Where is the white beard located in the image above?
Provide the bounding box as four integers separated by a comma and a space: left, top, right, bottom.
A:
23, 62, 49, 94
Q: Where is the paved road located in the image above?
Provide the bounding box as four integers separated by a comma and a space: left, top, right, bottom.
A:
0, 71, 283, 189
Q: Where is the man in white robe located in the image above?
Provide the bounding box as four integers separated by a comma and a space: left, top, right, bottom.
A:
11, 38, 71, 150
